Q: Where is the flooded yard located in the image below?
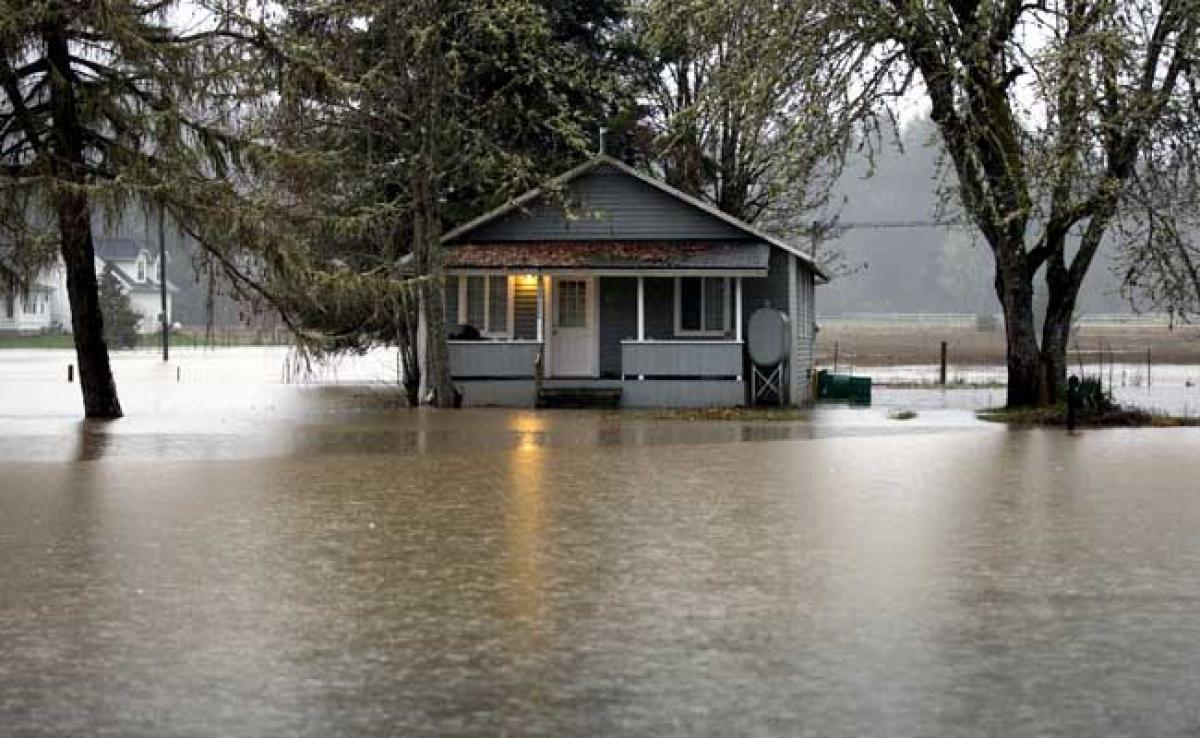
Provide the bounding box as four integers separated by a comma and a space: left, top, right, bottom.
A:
3, 348, 1200, 735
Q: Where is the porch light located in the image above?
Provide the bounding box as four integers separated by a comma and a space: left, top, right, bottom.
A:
519, 274, 538, 285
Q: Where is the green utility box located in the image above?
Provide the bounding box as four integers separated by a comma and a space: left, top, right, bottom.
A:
816, 370, 872, 405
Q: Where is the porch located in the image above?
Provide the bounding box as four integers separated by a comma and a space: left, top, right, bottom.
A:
446, 271, 755, 407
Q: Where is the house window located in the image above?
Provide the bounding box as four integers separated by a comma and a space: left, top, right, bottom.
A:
22, 291, 37, 314
556, 280, 587, 328
675, 277, 729, 336
487, 276, 508, 333
465, 276, 486, 328
136, 257, 146, 282
456, 274, 511, 337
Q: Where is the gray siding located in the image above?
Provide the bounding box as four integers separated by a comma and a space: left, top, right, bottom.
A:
598, 277, 637, 377
467, 164, 750, 242
622, 342, 742, 378
793, 266, 816, 402
741, 248, 790, 330
513, 278, 538, 339
448, 342, 540, 378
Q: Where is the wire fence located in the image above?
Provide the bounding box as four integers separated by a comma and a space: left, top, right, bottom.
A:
815, 336, 1199, 392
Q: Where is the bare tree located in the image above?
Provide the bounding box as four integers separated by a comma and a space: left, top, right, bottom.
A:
636, 0, 865, 225
817, 0, 1199, 406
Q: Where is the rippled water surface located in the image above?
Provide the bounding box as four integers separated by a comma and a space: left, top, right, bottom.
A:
3, 349, 1200, 736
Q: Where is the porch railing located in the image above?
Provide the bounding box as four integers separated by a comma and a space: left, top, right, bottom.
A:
620, 340, 743, 380
448, 340, 542, 379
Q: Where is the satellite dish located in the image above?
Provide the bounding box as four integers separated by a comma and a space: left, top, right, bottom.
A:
747, 308, 790, 367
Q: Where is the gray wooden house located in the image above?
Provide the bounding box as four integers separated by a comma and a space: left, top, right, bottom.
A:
439, 155, 824, 407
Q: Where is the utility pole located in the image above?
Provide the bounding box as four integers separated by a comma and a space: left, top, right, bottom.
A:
159, 204, 169, 362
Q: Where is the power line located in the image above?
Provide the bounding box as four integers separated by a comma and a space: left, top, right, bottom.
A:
825, 219, 1094, 237
834, 220, 969, 230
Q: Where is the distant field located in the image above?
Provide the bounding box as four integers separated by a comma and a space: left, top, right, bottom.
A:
817, 320, 1200, 366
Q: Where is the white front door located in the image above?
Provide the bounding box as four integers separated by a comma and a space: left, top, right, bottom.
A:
548, 277, 595, 377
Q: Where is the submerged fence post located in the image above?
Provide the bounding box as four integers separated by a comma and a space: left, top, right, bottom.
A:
833, 341, 839, 373
939, 341, 947, 386
1146, 347, 1152, 387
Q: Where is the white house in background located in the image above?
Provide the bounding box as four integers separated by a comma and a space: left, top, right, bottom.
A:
93, 239, 176, 333
0, 238, 176, 335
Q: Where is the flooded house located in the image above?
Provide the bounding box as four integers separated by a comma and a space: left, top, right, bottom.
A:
437, 155, 825, 407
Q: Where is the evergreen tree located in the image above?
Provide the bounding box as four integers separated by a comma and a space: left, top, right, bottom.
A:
272, 0, 637, 404
97, 264, 139, 350
0, 1, 317, 417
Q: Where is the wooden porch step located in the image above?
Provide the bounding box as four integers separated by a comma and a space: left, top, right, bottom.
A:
536, 387, 622, 409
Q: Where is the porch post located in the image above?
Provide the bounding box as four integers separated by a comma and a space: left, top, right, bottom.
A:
636, 276, 645, 341
735, 277, 743, 342
535, 274, 545, 342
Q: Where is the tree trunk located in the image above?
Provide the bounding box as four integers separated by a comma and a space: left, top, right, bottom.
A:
409, 0, 457, 408
415, 243, 456, 407
58, 192, 121, 418
412, 163, 456, 407
393, 292, 421, 407
994, 254, 1043, 407
1040, 285, 1076, 406
46, 28, 122, 419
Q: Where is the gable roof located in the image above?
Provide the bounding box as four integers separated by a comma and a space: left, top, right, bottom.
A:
443, 155, 827, 280
105, 262, 178, 294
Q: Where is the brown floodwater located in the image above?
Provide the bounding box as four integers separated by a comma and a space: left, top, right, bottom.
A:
3, 349, 1200, 736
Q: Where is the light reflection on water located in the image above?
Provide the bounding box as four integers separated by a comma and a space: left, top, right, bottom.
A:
5, 350, 1200, 735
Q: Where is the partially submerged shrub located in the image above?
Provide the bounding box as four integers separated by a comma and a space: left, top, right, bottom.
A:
1060, 376, 1116, 414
